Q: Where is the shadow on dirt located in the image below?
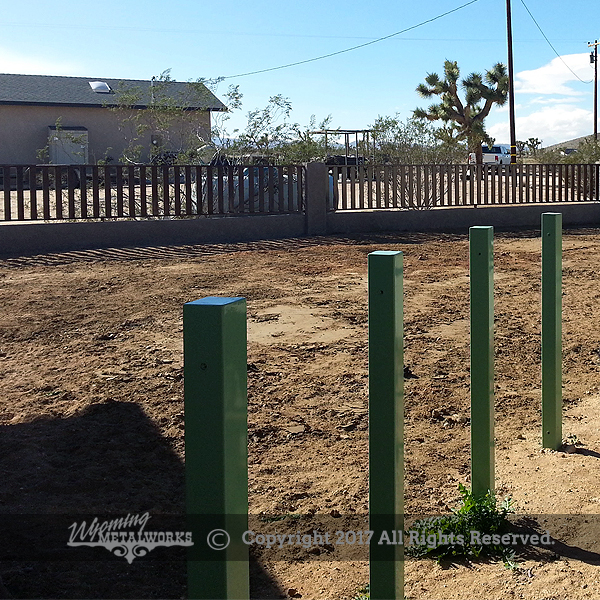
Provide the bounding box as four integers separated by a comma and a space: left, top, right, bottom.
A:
509, 517, 600, 566
0, 401, 285, 599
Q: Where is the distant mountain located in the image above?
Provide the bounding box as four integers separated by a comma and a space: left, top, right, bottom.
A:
544, 134, 595, 151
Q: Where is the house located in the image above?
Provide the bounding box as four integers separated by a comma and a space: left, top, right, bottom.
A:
0, 73, 226, 164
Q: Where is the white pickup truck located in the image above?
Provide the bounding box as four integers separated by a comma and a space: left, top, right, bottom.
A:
468, 145, 511, 166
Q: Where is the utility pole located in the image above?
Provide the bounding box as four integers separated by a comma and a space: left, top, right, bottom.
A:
506, 0, 517, 163
589, 40, 598, 141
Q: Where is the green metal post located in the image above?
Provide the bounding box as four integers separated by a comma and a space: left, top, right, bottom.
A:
184, 297, 249, 600
541, 213, 562, 449
470, 226, 495, 498
368, 251, 404, 600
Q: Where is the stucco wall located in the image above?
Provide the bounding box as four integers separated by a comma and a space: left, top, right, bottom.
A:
327, 203, 600, 234
0, 105, 211, 164
0, 214, 307, 257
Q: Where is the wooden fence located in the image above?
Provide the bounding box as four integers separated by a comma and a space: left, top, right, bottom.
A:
329, 163, 600, 210
1, 162, 599, 222
0, 164, 304, 221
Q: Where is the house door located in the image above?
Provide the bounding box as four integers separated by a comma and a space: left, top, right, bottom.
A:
48, 126, 89, 164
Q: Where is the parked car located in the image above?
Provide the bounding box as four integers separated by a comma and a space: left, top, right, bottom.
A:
468, 145, 511, 167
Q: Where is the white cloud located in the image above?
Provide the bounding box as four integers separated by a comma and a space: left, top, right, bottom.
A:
488, 104, 592, 146
515, 53, 593, 96
0, 47, 80, 75
485, 53, 595, 146
528, 96, 584, 106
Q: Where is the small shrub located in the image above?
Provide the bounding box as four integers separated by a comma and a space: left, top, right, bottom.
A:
405, 483, 514, 564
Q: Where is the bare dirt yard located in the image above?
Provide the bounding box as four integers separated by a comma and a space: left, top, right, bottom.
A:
1, 227, 600, 599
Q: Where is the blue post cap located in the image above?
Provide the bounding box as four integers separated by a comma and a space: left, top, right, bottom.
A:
185, 296, 245, 307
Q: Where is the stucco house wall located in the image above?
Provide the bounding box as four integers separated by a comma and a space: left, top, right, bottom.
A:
0, 104, 212, 164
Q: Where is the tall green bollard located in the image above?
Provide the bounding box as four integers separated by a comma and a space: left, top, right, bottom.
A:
541, 213, 563, 449
470, 226, 495, 498
368, 251, 404, 600
184, 297, 249, 600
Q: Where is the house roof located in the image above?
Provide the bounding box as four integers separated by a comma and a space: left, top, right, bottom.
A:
0, 73, 226, 111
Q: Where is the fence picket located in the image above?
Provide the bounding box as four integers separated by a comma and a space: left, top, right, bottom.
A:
277, 166, 285, 213
79, 166, 87, 219
42, 167, 51, 219
247, 166, 255, 213
236, 165, 245, 213
267, 166, 275, 213
16, 166, 25, 220
2, 167, 11, 220
115, 166, 124, 218
29, 167, 38, 220
161, 165, 170, 216
67, 166, 76, 219
350, 164, 357, 209
138, 166, 146, 217
54, 166, 63, 220
173, 166, 181, 216
91, 166, 100, 218
150, 166, 158, 215
375, 166, 382, 208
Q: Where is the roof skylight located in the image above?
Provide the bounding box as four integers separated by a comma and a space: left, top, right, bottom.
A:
88, 81, 112, 93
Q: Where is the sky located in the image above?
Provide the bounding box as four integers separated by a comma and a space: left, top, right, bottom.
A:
0, 0, 598, 147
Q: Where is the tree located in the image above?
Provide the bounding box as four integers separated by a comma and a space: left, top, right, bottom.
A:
562, 137, 600, 164
213, 93, 333, 164
196, 77, 243, 162
109, 70, 220, 164
111, 72, 334, 165
414, 60, 509, 164
370, 114, 466, 164
526, 137, 542, 156
279, 115, 333, 163
231, 94, 294, 161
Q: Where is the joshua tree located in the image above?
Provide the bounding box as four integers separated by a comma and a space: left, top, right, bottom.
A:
414, 60, 509, 164
526, 137, 542, 156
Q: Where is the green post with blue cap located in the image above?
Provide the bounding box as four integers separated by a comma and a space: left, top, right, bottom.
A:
184, 297, 249, 599
470, 226, 495, 498
368, 251, 404, 600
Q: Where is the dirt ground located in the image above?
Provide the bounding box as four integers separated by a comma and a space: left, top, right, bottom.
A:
1, 228, 600, 599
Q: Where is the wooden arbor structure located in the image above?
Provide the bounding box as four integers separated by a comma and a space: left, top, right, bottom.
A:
310, 129, 374, 164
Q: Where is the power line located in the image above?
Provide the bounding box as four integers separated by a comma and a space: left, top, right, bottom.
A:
519, 0, 593, 84
220, 0, 482, 80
